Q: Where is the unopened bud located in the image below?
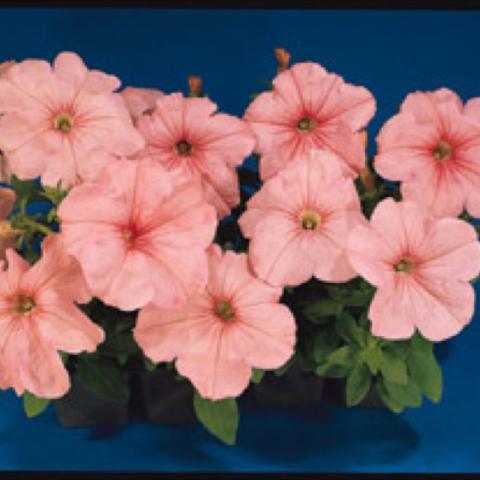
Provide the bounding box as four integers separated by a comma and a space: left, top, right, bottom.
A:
0, 60, 15, 77
360, 166, 376, 192
361, 130, 368, 149
188, 76, 203, 97
0, 220, 22, 261
274, 48, 291, 73
0, 188, 15, 219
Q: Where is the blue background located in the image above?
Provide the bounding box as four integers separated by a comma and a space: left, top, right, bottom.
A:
0, 8, 480, 473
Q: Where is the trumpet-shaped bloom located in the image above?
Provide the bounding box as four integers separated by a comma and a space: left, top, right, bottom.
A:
58, 158, 217, 311
134, 245, 296, 400
0, 51, 144, 187
347, 198, 480, 341
0, 234, 104, 398
244, 62, 376, 180
136, 93, 256, 218
375, 88, 480, 218
239, 150, 365, 287
121, 86, 164, 121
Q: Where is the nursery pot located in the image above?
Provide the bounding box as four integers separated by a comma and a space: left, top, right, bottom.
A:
54, 376, 129, 428
132, 369, 196, 426
251, 365, 325, 411
324, 377, 386, 409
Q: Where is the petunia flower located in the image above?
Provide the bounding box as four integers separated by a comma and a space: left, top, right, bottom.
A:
374, 88, 480, 218
134, 245, 296, 400
0, 234, 104, 398
239, 150, 366, 287
121, 86, 164, 121
136, 92, 256, 218
347, 198, 480, 341
244, 62, 376, 180
58, 157, 217, 311
0, 51, 144, 187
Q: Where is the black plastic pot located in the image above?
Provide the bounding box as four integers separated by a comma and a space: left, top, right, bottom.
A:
251, 365, 325, 411
324, 377, 386, 409
131, 370, 196, 426
54, 376, 129, 428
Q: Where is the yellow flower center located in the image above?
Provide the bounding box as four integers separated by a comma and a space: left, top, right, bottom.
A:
394, 258, 415, 274
433, 140, 452, 162
296, 117, 316, 132
14, 295, 35, 315
175, 139, 193, 156
54, 113, 74, 133
216, 301, 235, 321
298, 209, 321, 231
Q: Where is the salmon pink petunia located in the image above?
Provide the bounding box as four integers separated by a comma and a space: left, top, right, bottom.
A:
374, 88, 480, 218
134, 245, 296, 400
239, 150, 366, 287
244, 62, 376, 180
121, 86, 164, 121
136, 92, 256, 218
58, 158, 217, 311
0, 234, 104, 398
0, 51, 144, 187
347, 198, 480, 341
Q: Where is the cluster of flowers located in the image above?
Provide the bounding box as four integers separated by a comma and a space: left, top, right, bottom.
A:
0, 49, 479, 412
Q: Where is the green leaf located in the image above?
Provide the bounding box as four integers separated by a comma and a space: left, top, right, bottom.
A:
383, 378, 422, 408
193, 393, 239, 445
23, 392, 50, 418
315, 362, 350, 378
335, 312, 367, 347
302, 299, 343, 323
363, 347, 383, 375
376, 381, 405, 413
328, 345, 358, 367
410, 333, 433, 353
76, 355, 130, 404
407, 349, 442, 403
310, 327, 340, 363
101, 332, 140, 357
143, 357, 157, 372
380, 350, 408, 385
274, 354, 295, 376
344, 289, 371, 307
251, 368, 265, 384
346, 363, 372, 406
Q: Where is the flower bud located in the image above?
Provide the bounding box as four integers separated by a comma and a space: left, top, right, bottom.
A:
188, 76, 203, 97
361, 130, 368, 149
0, 220, 22, 261
274, 48, 291, 73
359, 165, 376, 192
0, 60, 15, 77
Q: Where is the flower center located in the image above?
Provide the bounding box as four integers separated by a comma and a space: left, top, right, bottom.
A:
215, 301, 235, 322
394, 258, 416, 274
120, 225, 138, 246
298, 210, 321, 231
296, 117, 316, 132
175, 139, 193, 156
54, 113, 74, 133
14, 295, 35, 315
433, 140, 452, 162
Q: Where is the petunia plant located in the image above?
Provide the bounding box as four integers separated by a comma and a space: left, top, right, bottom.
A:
0, 49, 479, 446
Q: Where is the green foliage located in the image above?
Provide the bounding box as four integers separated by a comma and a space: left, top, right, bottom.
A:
299, 279, 444, 413
346, 363, 372, 406
251, 368, 265, 384
193, 392, 239, 445
23, 391, 50, 418
76, 353, 130, 404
